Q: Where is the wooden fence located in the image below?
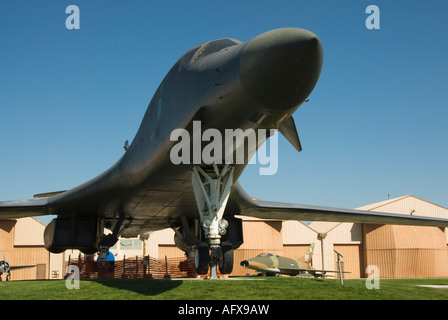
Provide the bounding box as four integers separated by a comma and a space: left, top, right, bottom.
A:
65, 254, 199, 279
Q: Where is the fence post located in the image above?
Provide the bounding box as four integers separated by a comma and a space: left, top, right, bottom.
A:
144, 255, 152, 279
164, 255, 170, 279
122, 255, 126, 279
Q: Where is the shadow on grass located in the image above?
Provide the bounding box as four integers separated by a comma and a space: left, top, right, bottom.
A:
87, 278, 183, 297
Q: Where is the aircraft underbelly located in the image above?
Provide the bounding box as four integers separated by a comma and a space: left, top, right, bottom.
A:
121, 178, 197, 236
119, 161, 246, 237
278, 268, 300, 276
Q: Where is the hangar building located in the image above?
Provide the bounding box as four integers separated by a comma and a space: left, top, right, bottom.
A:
0, 217, 63, 281
147, 195, 448, 278
1, 195, 447, 280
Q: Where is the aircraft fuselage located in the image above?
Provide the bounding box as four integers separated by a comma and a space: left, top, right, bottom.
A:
46, 28, 323, 237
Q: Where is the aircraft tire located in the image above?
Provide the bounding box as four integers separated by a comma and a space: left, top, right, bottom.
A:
195, 242, 210, 275
219, 242, 234, 274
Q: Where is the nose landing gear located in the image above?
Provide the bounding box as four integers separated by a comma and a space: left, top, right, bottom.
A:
192, 164, 234, 278
194, 241, 234, 277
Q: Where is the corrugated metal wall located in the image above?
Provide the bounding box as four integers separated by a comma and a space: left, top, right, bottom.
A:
0, 220, 16, 261
2, 195, 447, 280
359, 196, 448, 278
283, 244, 310, 260
13, 217, 45, 246
50, 252, 65, 279
238, 220, 283, 252
158, 244, 184, 258
282, 221, 318, 244
9, 247, 49, 280
147, 228, 175, 259
363, 224, 448, 278
0, 218, 50, 281
333, 244, 362, 278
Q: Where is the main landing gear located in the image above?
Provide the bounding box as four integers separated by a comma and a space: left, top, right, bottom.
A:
192, 163, 234, 279
97, 212, 131, 264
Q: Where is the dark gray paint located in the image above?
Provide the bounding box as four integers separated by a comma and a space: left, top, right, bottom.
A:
1, 28, 448, 242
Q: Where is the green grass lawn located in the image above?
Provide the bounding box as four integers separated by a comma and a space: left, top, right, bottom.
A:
1, 277, 448, 300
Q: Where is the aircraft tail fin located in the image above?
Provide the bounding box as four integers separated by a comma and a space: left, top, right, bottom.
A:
33, 190, 66, 198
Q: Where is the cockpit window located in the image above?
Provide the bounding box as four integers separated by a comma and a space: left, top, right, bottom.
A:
177, 45, 201, 71
180, 46, 200, 65
177, 39, 241, 71
257, 253, 273, 258
191, 39, 241, 63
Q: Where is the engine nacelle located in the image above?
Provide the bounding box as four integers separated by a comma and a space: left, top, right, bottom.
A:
44, 216, 100, 254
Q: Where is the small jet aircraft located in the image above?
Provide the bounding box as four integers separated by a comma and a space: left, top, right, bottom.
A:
0, 254, 36, 281
1, 28, 448, 279
241, 244, 346, 278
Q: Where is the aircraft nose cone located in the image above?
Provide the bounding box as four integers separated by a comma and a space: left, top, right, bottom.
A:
240, 259, 268, 270
240, 28, 323, 112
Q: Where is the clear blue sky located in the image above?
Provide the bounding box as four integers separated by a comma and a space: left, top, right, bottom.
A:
1, 1, 447, 226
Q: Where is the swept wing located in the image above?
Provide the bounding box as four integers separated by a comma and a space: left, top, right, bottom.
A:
230, 183, 448, 227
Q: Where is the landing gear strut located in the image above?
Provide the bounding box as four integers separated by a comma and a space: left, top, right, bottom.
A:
192, 163, 234, 278
97, 212, 131, 263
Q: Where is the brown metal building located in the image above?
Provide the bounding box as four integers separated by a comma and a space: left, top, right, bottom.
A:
150, 195, 448, 278
360, 195, 448, 278
0, 217, 50, 281
1, 195, 447, 280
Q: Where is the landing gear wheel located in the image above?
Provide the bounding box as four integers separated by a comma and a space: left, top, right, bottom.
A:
195, 242, 210, 275
218, 242, 234, 274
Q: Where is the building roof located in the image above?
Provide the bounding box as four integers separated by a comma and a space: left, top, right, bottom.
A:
355, 194, 448, 220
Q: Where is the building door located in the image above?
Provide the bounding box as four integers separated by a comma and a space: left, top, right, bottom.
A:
36, 264, 46, 280
333, 244, 362, 278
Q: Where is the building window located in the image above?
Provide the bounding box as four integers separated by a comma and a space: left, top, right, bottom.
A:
119, 239, 142, 250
